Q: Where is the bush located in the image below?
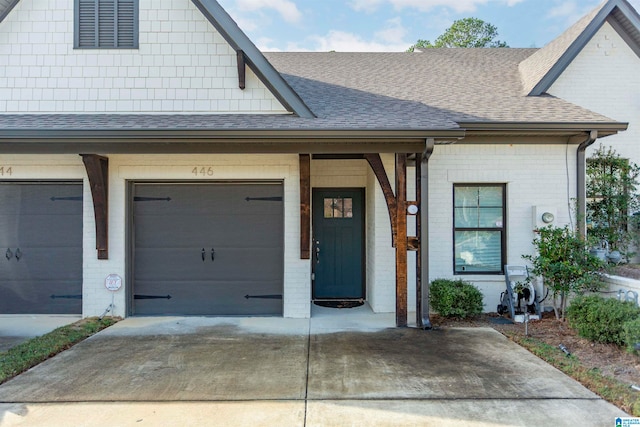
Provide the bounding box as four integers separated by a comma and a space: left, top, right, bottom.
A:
623, 318, 640, 353
566, 295, 640, 345
430, 278, 483, 318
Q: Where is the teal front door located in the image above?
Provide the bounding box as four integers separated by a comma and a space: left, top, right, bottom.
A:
312, 189, 364, 299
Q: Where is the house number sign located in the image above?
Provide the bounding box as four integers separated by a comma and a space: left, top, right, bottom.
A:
192, 167, 214, 177
105, 274, 122, 292
0, 166, 13, 176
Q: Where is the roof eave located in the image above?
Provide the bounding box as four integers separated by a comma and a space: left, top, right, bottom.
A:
458, 121, 628, 138
0, 0, 19, 23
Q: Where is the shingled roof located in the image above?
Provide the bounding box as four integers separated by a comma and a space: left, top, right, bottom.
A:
265, 50, 618, 126
0, 0, 631, 139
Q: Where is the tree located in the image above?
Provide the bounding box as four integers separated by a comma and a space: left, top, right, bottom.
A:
407, 18, 508, 51
523, 226, 605, 320
587, 145, 640, 261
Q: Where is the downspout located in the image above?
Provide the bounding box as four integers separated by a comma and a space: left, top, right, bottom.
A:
577, 130, 598, 238
419, 138, 435, 329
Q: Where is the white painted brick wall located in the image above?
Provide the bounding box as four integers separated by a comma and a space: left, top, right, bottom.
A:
428, 143, 578, 312
549, 22, 640, 166
2, 145, 578, 318
0, 0, 287, 113
2, 154, 309, 318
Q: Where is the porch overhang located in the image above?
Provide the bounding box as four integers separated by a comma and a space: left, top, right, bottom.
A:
0, 129, 465, 154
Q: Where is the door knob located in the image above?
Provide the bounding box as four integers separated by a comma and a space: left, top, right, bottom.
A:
211, 248, 215, 262
314, 240, 320, 264
15, 248, 21, 261
201, 248, 206, 262
5, 248, 12, 260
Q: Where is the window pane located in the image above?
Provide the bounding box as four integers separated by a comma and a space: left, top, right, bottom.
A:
454, 187, 478, 208
479, 187, 503, 207
455, 231, 502, 273
478, 208, 503, 228
332, 198, 343, 218
455, 207, 478, 228
323, 198, 333, 218
343, 198, 353, 218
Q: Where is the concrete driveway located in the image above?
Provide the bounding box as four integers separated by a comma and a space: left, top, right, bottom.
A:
0, 306, 628, 426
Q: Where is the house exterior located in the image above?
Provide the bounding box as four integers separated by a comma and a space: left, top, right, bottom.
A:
0, 0, 636, 326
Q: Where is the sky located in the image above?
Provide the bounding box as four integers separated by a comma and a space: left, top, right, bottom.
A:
216, 0, 640, 52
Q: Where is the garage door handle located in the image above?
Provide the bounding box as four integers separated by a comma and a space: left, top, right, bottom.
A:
202, 248, 206, 262
5, 248, 12, 260
211, 248, 215, 262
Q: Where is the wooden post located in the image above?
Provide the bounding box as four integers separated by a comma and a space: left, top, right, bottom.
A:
395, 153, 408, 327
299, 154, 311, 259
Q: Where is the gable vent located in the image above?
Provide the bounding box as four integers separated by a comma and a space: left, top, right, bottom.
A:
76, 0, 138, 49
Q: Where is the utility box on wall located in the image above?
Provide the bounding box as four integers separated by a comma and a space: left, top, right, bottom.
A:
532, 206, 557, 229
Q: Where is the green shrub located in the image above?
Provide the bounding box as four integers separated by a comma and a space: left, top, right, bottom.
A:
566, 295, 640, 345
623, 318, 640, 353
430, 278, 483, 318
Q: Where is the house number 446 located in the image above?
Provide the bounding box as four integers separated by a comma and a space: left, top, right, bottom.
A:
192, 167, 214, 177
0, 167, 12, 176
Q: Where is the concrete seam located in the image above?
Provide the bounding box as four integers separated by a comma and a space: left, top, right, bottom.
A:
303, 321, 311, 427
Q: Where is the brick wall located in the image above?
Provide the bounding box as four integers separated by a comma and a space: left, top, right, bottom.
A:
428, 143, 578, 312
0, 0, 286, 113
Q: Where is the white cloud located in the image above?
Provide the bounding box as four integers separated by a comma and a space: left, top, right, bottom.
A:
547, 1, 601, 25
349, 0, 524, 14
349, 0, 385, 13
235, 0, 303, 24
286, 17, 410, 52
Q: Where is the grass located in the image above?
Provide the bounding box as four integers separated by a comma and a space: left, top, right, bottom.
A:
506, 332, 640, 416
0, 317, 119, 385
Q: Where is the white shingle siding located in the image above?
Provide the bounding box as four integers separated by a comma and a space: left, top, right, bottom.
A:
0, 0, 287, 114
549, 22, 640, 165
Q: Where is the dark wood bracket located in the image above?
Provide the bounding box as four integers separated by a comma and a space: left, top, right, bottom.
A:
364, 154, 397, 246
299, 154, 311, 259
237, 50, 246, 90
80, 154, 109, 260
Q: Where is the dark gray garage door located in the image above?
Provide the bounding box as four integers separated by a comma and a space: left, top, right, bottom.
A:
132, 182, 284, 316
0, 182, 83, 314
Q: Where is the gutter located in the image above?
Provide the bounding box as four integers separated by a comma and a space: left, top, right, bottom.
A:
577, 130, 598, 237
457, 121, 628, 136
418, 138, 435, 330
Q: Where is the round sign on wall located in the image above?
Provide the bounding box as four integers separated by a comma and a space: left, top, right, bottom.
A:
105, 274, 122, 292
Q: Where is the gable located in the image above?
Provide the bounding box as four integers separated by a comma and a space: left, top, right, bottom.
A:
548, 21, 640, 162
520, 0, 640, 96
0, 0, 292, 115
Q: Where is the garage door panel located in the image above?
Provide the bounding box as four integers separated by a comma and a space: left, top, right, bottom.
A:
134, 184, 283, 216
134, 214, 282, 248
0, 215, 83, 248
0, 280, 82, 314
3, 248, 83, 280
0, 183, 82, 315
0, 185, 83, 216
133, 183, 284, 316
134, 280, 282, 315
134, 248, 282, 281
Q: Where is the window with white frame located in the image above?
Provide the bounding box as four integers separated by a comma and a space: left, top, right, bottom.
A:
454, 184, 506, 274
75, 0, 138, 49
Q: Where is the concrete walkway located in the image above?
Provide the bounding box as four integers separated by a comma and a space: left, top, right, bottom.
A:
0, 306, 629, 426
